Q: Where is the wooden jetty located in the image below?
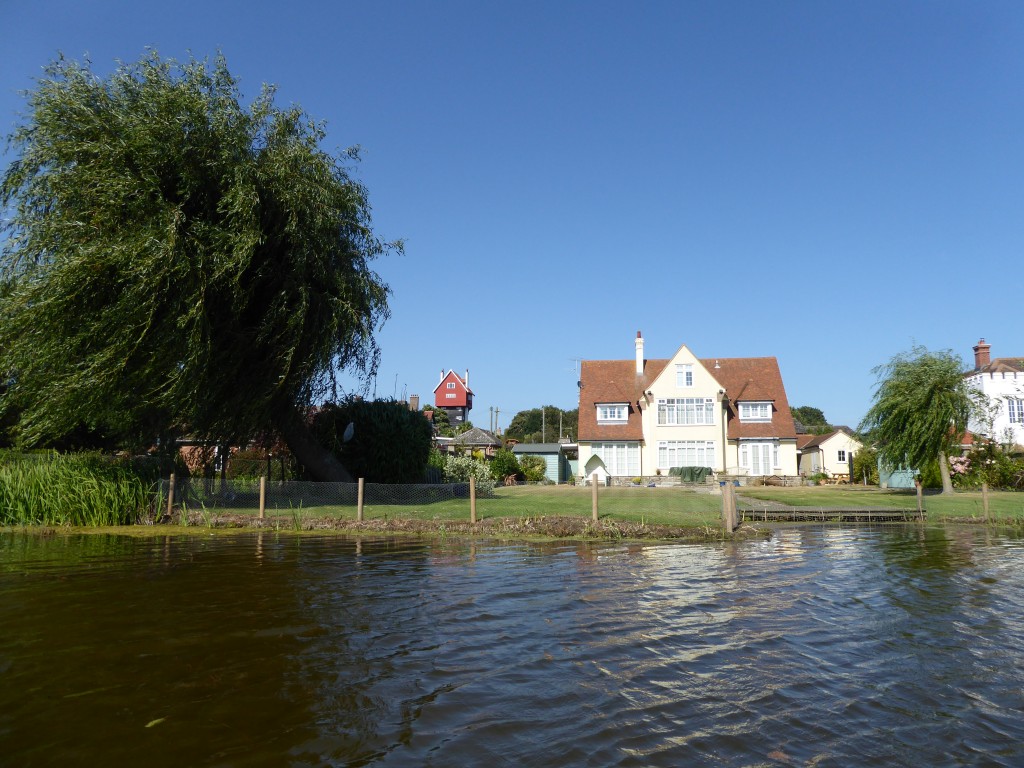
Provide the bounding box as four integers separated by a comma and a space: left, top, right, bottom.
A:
739, 506, 924, 523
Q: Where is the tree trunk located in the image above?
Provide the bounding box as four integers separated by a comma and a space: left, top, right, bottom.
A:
275, 408, 354, 482
938, 450, 954, 495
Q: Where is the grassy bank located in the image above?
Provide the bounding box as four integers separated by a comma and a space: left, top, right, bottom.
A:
0, 453, 152, 526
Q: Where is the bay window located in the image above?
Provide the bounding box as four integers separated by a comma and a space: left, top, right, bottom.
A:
591, 443, 640, 476
657, 398, 715, 425
658, 441, 716, 469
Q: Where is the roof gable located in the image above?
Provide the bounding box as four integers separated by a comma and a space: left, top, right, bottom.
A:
697, 356, 797, 440
433, 369, 474, 395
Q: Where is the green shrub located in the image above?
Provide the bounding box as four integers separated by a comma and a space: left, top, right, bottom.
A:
489, 449, 521, 481
519, 455, 546, 482
441, 454, 495, 494
852, 446, 879, 485
313, 398, 433, 483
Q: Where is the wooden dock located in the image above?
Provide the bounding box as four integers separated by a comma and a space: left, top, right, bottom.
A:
739, 506, 924, 523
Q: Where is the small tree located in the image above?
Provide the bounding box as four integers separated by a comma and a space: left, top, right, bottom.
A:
860, 346, 980, 495
489, 448, 521, 481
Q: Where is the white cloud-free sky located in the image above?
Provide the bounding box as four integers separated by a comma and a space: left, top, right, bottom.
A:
2, 1, 1022, 429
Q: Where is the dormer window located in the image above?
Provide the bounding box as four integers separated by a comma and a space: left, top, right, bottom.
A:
739, 401, 772, 422
597, 403, 628, 423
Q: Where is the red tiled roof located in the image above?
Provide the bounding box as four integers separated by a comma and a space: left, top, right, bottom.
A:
698, 357, 797, 440
577, 354, 796, 442
577, 359, 667, 441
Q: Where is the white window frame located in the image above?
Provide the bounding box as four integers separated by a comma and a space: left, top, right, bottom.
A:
740, 441, 779, 475
676, 364, 694, 388
657, 398, 715, 426
446, 382, 456, 389
739, 401, 772, 422
657, 440, 716, 470
597, 403, 629, 423
1009, 399, 1024, 424
445, 393, 456, 399
592, 442, 640, 476
837, 449, 847, 463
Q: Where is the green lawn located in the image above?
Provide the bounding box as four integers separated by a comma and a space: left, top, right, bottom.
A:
176, 483, 1024, 529
201, 484, 726, 528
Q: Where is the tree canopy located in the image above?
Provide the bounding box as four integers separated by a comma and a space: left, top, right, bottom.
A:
0, 52, 397, 477
859, 346, 978, 494
791, 405, 831, 433
505, 406, 578, 443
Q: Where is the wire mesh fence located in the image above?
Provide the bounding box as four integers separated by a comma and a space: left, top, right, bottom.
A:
155, 477, 727, 527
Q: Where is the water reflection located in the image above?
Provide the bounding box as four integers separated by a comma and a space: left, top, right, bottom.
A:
2, 527, 1024, 766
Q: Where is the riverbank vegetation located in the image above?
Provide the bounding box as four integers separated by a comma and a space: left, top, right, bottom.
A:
0, 453, 152, 526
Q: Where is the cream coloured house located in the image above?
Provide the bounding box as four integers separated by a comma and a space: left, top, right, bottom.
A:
577, 332, 798, 480
796, 428, 862, 478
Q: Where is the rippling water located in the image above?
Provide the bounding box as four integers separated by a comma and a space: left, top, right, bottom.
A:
2, 526, 1023, 766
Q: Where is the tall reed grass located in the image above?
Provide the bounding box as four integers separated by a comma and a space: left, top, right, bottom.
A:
0, 452, 153, 526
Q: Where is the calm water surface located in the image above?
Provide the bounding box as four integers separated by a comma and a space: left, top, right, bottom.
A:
2, 526, 1023, 767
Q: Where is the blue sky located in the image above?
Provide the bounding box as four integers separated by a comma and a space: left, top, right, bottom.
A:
2, 1, 1022, 431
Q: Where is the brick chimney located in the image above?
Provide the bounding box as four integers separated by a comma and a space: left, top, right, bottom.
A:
973, 338, 991, 370
635, 331, 644, 375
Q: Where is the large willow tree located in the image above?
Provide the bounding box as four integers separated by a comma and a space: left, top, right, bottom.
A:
860, 346, 977, 495
0, 52, 397, 479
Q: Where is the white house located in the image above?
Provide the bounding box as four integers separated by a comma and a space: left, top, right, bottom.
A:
577, 332, 799, 481
965, 338, 1024, 447
796, 428, 863, 479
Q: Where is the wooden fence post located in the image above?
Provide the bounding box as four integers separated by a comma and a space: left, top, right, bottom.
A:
982, 481, 990, 523
166, 473, 175, 518
259, 475, 266, 520
470, 476, 477, 524
722, 482, 737, 532
592, 473, 599, 523
357, 477, 365, 522
915, 477, 924, 522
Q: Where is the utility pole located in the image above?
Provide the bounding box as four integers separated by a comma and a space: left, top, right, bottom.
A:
542, 407, 546, 443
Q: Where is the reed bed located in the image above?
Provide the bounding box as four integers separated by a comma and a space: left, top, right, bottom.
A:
0, 453, 153, 526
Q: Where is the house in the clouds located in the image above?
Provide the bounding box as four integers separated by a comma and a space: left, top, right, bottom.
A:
577, 331, 798, 482
433, 369, 474, 427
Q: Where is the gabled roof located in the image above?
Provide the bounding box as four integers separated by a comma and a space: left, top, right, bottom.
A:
577, 358, 667, 441
432, 369, 474, 395
698, 357, 797, 440
452, 427, 500, 446
577, 353, 796, 441
796, 427, 860, 451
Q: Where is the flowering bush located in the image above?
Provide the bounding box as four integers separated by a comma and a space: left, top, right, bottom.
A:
442, 454, 495, 495
948, 456, 970, 475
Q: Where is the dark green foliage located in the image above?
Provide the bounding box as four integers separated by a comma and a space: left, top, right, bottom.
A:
489, 448, 521, 481
425, 406, 452, 436
851, 445, 879, 485
505, 406, 578, 443
313, 399, 433, 483
0, 52, 395, 455
791, 405, 829, 429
